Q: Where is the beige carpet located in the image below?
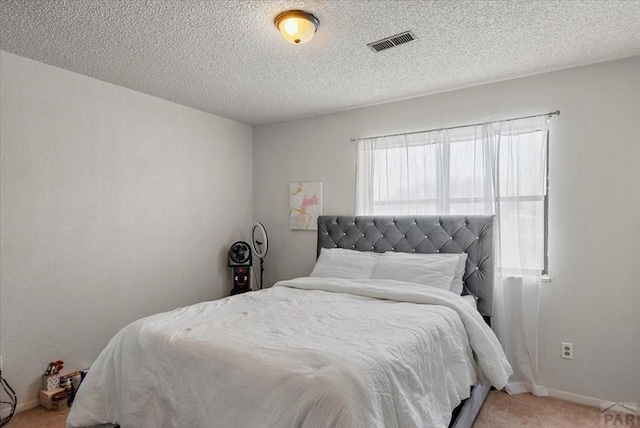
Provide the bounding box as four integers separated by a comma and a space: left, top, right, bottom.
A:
474, 390, 603, 427
7, 390, 608, 427
6, 404, 69, 427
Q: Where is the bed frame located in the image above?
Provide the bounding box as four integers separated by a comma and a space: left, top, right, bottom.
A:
317, 215, 495, 428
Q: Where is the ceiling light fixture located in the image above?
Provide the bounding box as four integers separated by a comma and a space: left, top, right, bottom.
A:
275, 10, 319, 45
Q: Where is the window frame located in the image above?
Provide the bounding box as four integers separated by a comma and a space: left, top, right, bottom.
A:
361, 129, 550, 276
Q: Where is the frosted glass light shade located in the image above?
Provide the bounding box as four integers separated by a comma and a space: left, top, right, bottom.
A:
275, 11, 319, 44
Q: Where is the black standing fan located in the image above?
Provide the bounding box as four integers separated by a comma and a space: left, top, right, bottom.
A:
250, 223, 269, 289
228, 241, 252, 295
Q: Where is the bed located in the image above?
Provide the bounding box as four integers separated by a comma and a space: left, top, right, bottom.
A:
67, 215, 511, 428
315, 215, 502, 428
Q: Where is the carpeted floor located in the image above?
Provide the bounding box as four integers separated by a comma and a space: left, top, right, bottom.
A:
7, 390, 609, 427
6, 404, 68, 428
474, 390, 603, 427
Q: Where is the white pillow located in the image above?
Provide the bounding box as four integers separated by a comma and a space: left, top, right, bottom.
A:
310, 248, 382, 279
425, 253, 468, 295
371, 252, 458, 290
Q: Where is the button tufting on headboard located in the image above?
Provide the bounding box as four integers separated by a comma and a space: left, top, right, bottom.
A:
317, 215, 495, 318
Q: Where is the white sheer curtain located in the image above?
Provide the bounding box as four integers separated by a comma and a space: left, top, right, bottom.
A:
356, 115, 550, 396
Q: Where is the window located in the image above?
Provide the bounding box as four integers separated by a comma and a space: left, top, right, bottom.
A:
356, 116, 549, 274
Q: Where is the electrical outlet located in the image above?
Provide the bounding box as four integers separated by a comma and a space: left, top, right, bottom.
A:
561, 342, 573, 360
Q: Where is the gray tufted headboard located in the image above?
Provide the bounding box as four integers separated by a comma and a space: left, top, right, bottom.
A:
317, 215, 495, 318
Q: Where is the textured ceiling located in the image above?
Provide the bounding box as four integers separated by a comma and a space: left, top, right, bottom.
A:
1, 0, 639, 125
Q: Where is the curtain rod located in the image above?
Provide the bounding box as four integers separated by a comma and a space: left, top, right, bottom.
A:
350, 110, 560, 142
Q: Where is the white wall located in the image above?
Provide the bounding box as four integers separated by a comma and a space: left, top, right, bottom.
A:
0, 51, 253, 409
253, 57, 640, 404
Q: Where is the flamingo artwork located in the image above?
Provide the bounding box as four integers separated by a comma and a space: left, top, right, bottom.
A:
289, 182, 323, 230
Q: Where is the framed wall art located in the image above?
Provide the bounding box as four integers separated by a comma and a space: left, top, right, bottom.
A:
289, 181, 323, 230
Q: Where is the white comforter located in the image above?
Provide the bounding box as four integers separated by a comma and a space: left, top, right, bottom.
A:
67, 277, 512, 428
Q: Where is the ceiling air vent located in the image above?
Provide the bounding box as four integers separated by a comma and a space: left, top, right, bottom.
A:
367, 31, 416, 52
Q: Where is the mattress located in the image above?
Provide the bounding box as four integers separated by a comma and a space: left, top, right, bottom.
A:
67, 277, 511, 428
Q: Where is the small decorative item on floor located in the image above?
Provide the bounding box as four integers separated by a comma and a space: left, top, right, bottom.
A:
38, 360, 73, 412
42, 373, 60, 391
41, 360, 64, 391
39, 387, 67, 410
64, 378, 75, 407
289, 181, 323, 230
60, 371, 83, 391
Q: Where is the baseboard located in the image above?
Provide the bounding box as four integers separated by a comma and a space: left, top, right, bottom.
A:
16, 398, 39, 413
547, 389, 638, 414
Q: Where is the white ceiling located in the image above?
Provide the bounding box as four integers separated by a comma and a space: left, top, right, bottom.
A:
1, 0, 639, 126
